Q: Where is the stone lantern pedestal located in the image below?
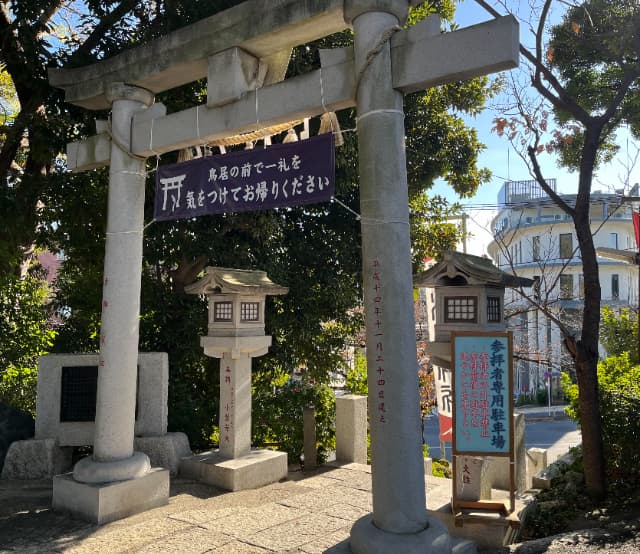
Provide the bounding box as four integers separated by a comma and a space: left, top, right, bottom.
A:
181, 267, 288, 491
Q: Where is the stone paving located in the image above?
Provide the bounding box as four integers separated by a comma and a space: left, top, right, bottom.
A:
0, 463, 413, 553
0, 461, 527, 553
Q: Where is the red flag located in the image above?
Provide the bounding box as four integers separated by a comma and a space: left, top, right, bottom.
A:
439, 413, 452, 443
633, 212, 640, 250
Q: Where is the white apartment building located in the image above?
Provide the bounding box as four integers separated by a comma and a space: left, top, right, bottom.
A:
487, 179, 639, 399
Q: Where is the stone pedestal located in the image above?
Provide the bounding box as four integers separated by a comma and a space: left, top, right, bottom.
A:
351, 514, 455, 554
180, 448, 287, 491
185, 332, 288, 491
53, 468, 169, 524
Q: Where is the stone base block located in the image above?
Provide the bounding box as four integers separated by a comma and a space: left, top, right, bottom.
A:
52, 468, 169, 524
180, 448, 287, 491
350, 514, 453, 554
1, 438, 72, 479
134, 432, 192, 475
429, 506, 520, 550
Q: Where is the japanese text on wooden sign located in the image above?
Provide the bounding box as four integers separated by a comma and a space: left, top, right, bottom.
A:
452, 333, 512, 455
154, 133, 335, 221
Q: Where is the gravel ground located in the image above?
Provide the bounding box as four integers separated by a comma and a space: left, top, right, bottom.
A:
481, 519, 640, 553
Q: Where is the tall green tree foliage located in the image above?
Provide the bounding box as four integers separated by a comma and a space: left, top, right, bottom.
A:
600, 305, 639, 364
3, 1, 494, 446
0, 274, 55, 414
482, 0, 640, 497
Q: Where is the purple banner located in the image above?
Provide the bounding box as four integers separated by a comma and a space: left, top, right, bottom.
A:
154, 133, 334, 221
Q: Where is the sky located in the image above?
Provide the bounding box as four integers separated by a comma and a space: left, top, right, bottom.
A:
429, 1, 640, 256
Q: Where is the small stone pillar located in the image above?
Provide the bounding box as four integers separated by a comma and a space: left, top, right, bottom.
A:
181, 267, 289, 491
527, 447, 548, 488
336, 394, 367, 464
52, 83, 170, 524
456, 456, 491, 501
486, 413, 526, 492
303, 406, 317, 469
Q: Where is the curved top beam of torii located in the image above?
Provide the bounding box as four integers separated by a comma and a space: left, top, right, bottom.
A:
51, 1, 518, 173
48, 0, 349, 110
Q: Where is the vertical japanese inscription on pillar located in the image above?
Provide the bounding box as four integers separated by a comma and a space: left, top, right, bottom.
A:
223, 364, 234, 444
452, 332, 513, 456
371, 259, 386, 423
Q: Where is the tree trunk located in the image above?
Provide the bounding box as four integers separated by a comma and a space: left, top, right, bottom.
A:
571, 126, 606, 498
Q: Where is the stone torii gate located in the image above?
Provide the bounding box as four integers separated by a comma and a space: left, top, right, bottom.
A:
49, 0, 518, 550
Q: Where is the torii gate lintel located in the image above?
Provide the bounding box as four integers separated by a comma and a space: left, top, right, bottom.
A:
66, 15, 517, 172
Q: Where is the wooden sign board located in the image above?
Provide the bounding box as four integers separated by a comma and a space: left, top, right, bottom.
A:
451, 331, 515, 514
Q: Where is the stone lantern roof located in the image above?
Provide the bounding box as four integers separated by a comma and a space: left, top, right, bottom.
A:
414, 250, 533, 289
185, 267, 289, 296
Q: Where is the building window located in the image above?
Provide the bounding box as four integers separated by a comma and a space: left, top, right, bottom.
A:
444, 296, 477, 323
487, 297, 501, 322
610, 232, 618, 249
579, 274, 584, 298
213, 301, 233, 321
559, 274, 573, 299
559, 233, 573, 259
532, 236, 540, 261
519, 240, 523, 264
240, 302, 260, 322
612, 274, 619, 299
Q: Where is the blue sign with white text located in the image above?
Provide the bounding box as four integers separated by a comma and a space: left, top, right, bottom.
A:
453, 334, 511, 455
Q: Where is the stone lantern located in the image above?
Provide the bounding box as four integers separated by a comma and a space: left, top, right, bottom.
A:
182, 267, 289, 491
415, 251, 533, 503
414, 251, 532, 368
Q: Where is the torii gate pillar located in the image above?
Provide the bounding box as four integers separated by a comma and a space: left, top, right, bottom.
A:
347, 2, 453, 552
52, 84, 170, 524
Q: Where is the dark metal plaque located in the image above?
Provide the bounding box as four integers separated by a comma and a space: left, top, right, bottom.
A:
60, 366, 98, 422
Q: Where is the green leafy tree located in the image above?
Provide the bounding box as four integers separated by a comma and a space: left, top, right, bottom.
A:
0, 274, 55, 414
562, 352, 640, 488
410, 194, 466, 263
3, 1, 494, 446
480, 0, 640, 498
600, 305, 639, 364
346, 350, 368, 396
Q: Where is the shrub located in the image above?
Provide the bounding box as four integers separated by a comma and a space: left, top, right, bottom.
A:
345, 350, 367, 395
562, 352, 640, 487
253, 374, 336, 467
432, 458, 451, 478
